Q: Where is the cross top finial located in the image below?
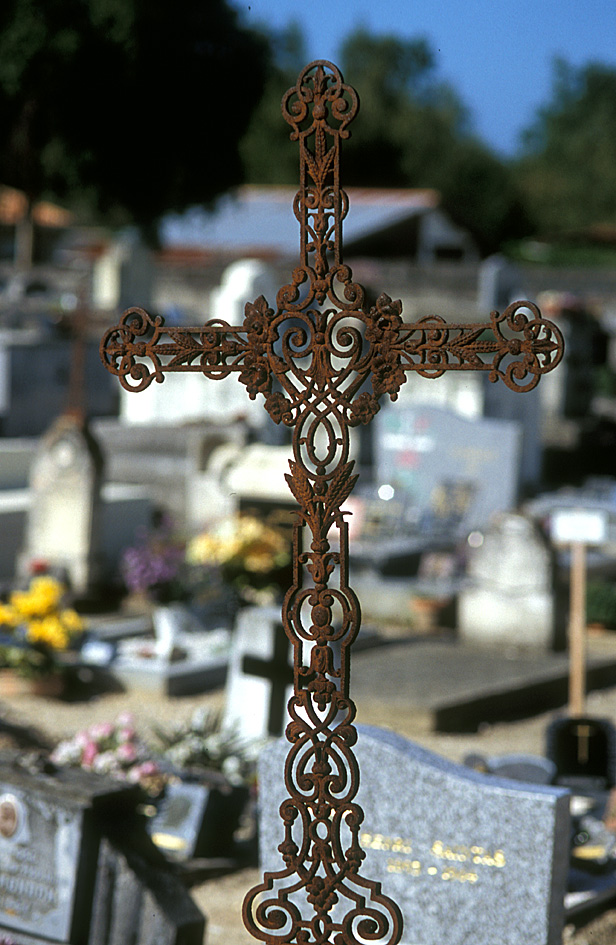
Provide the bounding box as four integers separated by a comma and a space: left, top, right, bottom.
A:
282, 59, 358, 280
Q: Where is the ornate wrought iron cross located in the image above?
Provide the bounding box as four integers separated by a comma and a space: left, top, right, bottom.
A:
101, 60, 564, 945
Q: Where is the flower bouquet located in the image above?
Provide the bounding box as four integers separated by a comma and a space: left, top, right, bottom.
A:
0, 576, 84, 691
50, 713, 162, 793
120, 520, 187, 606
152, 706, 260, 787
186, 515, 291, 605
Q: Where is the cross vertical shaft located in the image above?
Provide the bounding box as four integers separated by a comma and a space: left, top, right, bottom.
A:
101, 60, 564, 945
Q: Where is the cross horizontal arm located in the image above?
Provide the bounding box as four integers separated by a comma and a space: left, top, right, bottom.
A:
100, 296, 564, 403
100, 306, 248, 392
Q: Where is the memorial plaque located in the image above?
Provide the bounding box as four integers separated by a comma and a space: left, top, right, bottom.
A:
0, 784, 83, 941
147, 781, 210, 860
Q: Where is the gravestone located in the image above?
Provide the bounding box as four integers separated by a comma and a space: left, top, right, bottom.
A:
477, 254, 524, 314
146, 778, 249, 862
221, 443, 297, 539
0, 755, 204, 944
376, 405, 522, 536
546, 716, 616, 791
223, 606, 293, 741
259, 726, 570, 945
21, 414, 104, 594
92, 229, 154, 314
458, 513, 559, 651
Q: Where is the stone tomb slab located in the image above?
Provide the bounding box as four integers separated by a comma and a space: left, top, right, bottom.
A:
111, 628, 230, 697
350, 638, 616, 733
259, 726, 571, 945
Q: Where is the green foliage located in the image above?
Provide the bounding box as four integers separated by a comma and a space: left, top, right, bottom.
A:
516, 58, 616, 235
241, 27, 529, 254
0, 0, 269, 234
586, 581, 616, 629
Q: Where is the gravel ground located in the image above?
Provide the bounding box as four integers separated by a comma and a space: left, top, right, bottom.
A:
3, 671, 616, 943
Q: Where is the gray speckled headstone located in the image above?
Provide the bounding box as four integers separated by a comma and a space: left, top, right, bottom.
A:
259, 725, 570, 945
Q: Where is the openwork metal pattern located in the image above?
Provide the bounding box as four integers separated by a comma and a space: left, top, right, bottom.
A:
101, 60, 564, 945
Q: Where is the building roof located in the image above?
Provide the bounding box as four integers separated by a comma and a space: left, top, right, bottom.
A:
0, 186, 74, 228
160, 186, 441, 257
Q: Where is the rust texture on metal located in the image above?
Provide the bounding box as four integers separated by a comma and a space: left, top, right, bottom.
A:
101, 60, 564, 945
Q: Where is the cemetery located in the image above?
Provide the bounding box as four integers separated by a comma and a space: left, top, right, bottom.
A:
2, 52, 616, 945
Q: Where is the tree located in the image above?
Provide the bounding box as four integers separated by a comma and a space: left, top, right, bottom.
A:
0, 0, 269, 262
339, 30, 529, 254
239, 21, 307, 185
240, 27, 529, 255
516, 58, 616, 235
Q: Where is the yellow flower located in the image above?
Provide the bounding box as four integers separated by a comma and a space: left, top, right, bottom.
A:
27, 616, 69, 651
11, 576, 64, 619
0, 603, 19, 628
60, 609, 84, 636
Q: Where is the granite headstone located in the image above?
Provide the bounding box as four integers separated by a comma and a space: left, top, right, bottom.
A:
375, 405, 521, 535
259, 726, 570, 945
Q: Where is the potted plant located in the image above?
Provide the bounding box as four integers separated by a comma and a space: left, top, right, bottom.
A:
120, 520, 189, 655
0, 576, 84, 696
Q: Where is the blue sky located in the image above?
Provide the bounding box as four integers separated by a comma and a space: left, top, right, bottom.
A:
231, 0, 616, 156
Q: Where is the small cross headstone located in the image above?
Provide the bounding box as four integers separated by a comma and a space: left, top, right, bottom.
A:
223, 605, 293, 740
101, 59, 564, 945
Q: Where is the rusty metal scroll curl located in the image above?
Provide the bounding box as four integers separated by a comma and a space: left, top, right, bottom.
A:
101, 60, 565, 945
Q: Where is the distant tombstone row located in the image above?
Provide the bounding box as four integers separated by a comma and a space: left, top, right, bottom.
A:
0, 757, 204, 945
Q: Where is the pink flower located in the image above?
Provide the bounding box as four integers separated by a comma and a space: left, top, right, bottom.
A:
116, 743, 137, 764
89, 722, 114, 741
117, 727, 136, 744
127, 760, 159, 783
81, 741, 98, 768
74, 731, 90, 749
116, 711, 135, 729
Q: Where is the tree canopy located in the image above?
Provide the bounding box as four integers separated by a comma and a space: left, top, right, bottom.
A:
240, 28, 529, 255
516, 58, 616, 236
0, 0, 269, 238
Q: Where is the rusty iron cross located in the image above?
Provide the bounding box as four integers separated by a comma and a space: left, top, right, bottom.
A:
101, 60, 564, 945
